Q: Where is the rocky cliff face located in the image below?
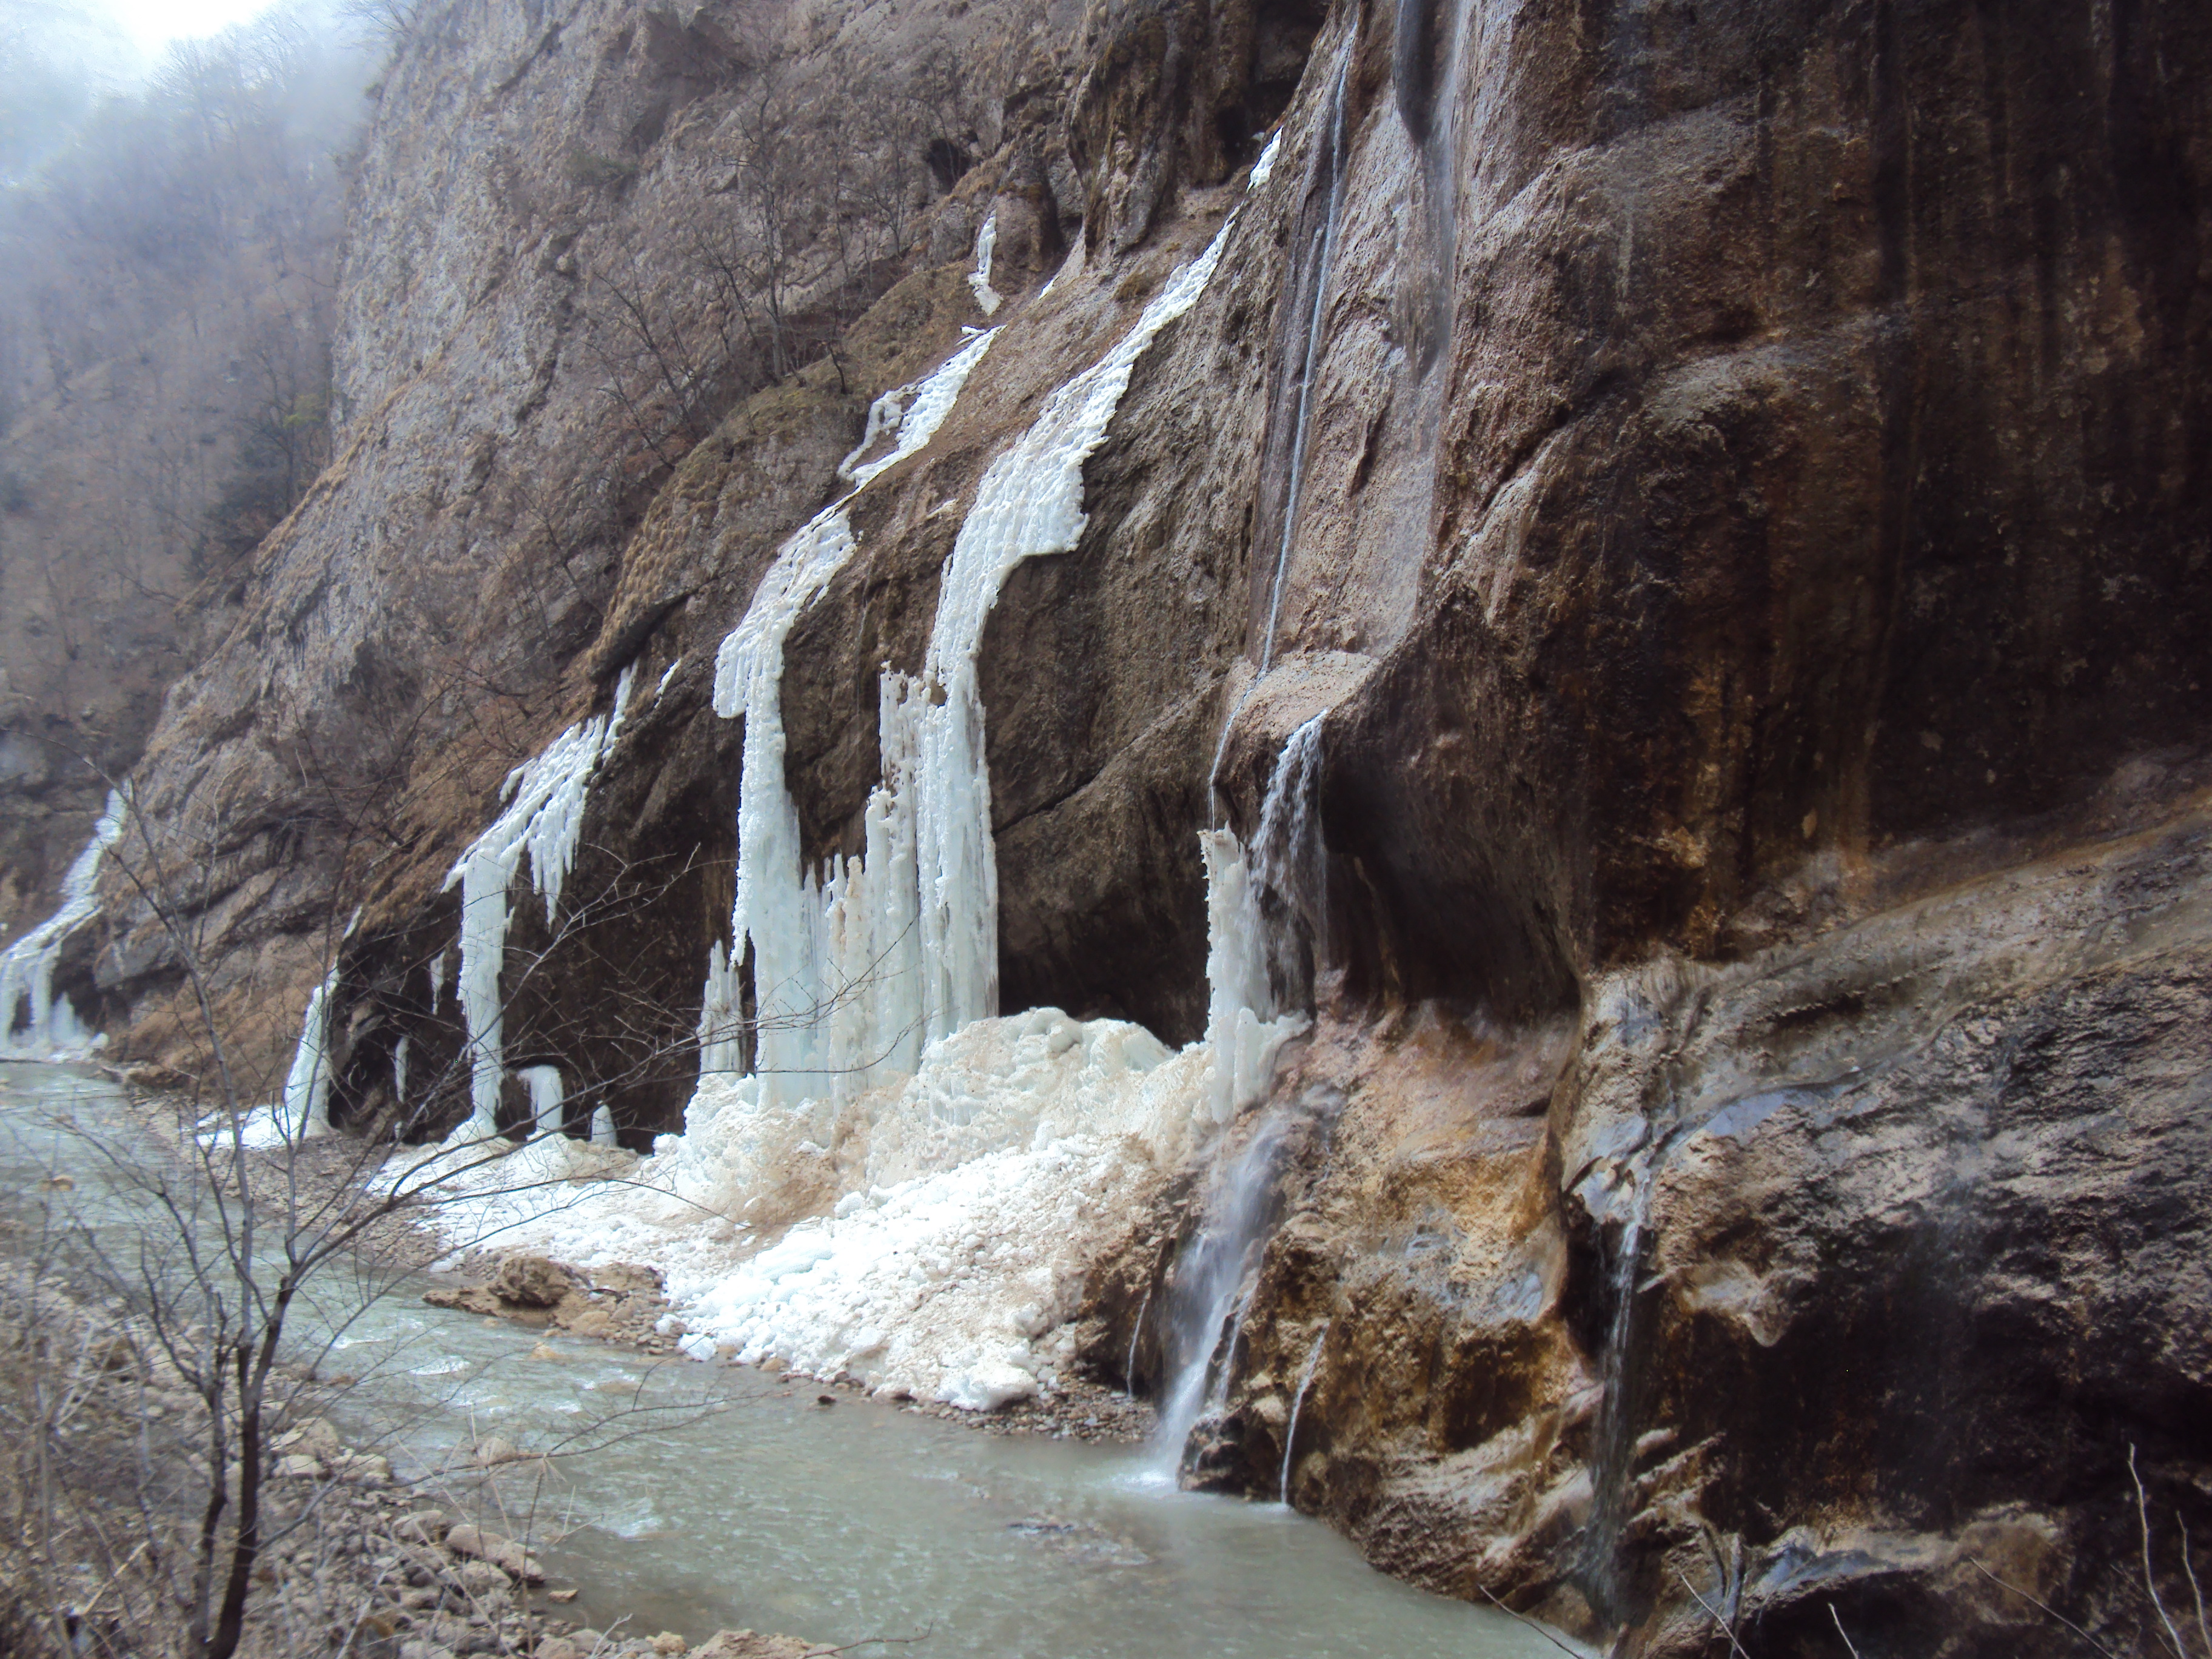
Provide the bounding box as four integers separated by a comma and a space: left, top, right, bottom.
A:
56, 0, 2212, 1648
0, 23, 360, 987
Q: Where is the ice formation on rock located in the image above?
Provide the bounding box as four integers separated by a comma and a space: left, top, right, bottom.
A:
278, 964, 341, 1138
410, 176, 1298, 1412
967, 212, 1002, 315
406, 811, 1297, 1408
398, 1008, 1211, 1407
1248, 129, 1285, 190
443, 666, 635, 1138
1201, 830, 1303, 1124
709, 330, 997, 1107
914, 207, 1241, 1041
0, 790, 126, 1059
518, 1064, 565, 1134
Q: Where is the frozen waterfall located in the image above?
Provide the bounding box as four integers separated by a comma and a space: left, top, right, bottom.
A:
443, 665, 637, 1140
709, 328, 998, 1108
0, 790, 126, 1059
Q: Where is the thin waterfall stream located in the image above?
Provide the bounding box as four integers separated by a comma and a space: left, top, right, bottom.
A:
0, 1061, 1557, 1659
1279, 1320, 1331, 1503
1207, 33, 1357, 817
1156, 720, 1334, 1475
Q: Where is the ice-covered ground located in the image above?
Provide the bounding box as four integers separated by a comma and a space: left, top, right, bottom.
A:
391, 1008, 1234, 1409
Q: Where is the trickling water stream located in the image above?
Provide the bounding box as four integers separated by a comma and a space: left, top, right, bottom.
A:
1279, 1319, 1330, 1503
0, 1062, 1556, 1659
1155, 1108, 1298, 1464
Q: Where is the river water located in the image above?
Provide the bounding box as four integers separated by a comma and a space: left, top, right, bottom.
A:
0, 1062, 1560, 1659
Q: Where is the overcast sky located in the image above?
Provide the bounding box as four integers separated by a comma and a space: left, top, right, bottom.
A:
63, 0, 290, 80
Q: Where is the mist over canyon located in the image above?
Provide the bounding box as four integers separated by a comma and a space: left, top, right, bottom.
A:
2, 0, 2208, 1651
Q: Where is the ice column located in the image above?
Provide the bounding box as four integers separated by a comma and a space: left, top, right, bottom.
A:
710, 330, 997, 1107
968, 213, 1003, 315
915, 209, 1242, 1042
278, 964, 341, 1138
0, 789, 126, 1059
443, 666, 637, 1139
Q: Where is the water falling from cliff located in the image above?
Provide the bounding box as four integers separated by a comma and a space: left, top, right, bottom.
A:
0, 789, 124, 1059
1577, 1142, 1659, 1620
1252, 714, 1327, 1008
1259, 37, 1355, 679
1280, 1318, 1331, 1503
1207, 36, 1354, 813
1155, 1105, 1298, 1464
1155, 722, 1331, 1469
1380, 0, 1476, 602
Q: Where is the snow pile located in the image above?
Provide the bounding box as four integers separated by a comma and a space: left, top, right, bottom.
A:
443, 667, 636, 1137
396, 1008, 1210, 1408
967, 213, 1002, 315
0, 790, 126, 1059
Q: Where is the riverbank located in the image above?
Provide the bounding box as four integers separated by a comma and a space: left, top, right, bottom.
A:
0, 1066, 836, 1659
412, 1242, 1157, 1447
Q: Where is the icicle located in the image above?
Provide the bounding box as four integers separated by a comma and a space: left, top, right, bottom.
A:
711, 329, 997, 1108
518, 1065, 565, 1136
443, 666, 637, 1140
278, 964, 340, 1139
968, 212, 1002, 315
428, 948, 447, 1014
0, 789, 126, 1060
697, 937, 745, 1079
392, 1033, 410, 1105
591, 1104, 617, 1147
1199, 830, 1302, 1124
914, 208, 1242, 1042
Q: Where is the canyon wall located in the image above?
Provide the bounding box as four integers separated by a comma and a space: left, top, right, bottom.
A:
17, 0, 2209, 1649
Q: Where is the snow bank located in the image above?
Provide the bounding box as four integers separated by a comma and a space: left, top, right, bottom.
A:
0, 790, 125, 1059
397, 1008, 1210, 1407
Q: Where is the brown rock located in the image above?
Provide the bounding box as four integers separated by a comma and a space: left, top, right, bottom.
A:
442, 1524, 543, 1584
492, 1256, 577, 1309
